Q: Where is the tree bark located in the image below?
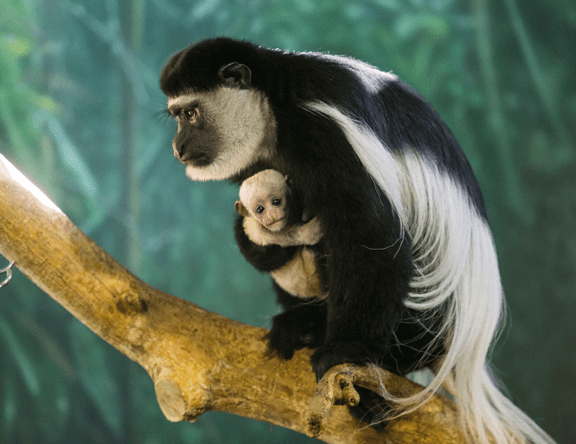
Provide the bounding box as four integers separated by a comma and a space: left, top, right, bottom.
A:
0, 154, 466, 443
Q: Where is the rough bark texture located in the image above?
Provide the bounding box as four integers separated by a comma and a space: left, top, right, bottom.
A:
0, 154, 466, 443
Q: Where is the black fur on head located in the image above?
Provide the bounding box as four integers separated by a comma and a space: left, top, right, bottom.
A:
160, 38, 262, 97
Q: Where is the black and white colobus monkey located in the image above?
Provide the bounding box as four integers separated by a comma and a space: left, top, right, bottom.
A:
160, 38, 554, 444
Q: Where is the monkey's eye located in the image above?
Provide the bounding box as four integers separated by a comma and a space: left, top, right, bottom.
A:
256, 206, 265, 214
272, 199, 281, 206
183, 107, 199, 121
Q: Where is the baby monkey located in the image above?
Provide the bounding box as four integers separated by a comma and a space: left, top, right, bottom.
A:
235, 169, 324, 298
235, 169, 322, 246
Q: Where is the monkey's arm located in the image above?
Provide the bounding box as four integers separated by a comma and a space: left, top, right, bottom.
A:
290, 217, 322, 245
234, 216, 298, 271
243, 216, 322, 248
267, 283, 328, 359
311, 191, 412, 379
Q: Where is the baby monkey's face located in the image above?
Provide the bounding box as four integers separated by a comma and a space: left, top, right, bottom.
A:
237, 169, 291, 231
251, 189, 288, 231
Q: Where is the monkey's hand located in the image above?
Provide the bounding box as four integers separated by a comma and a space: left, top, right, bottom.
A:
243, 216, 303, 247
244, 215, 322, 248
295, 216, 322, 245
266, 216, 323, 247
243, 217, 278, 246
266, 304, 327, 360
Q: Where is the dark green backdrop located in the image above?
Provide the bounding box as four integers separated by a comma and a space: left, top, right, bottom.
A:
0, 0, 574, 443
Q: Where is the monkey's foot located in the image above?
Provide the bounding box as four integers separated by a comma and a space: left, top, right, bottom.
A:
305, 364, 390, 438
266, 305, 326, 359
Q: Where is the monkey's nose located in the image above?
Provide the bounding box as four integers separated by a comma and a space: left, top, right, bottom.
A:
173, 141, 187, 159
172, 140, 182, 159
173, 140, 192, 162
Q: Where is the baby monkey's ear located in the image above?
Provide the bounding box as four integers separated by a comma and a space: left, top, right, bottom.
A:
235, 200, 251, 217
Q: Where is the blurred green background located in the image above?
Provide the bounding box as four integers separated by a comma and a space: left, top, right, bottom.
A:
0, 0, 574, 443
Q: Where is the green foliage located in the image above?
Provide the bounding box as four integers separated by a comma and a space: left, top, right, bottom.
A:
0, 0, 574, 443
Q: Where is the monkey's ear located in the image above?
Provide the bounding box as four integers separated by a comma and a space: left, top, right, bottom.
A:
218, 62, 251, 88
235, 200, 251, 217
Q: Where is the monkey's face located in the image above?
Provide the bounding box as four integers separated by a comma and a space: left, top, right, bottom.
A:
249, 192, 288, 231
163, 54, 278, 182
168, 96, 217, 166
166, 87, 276, 182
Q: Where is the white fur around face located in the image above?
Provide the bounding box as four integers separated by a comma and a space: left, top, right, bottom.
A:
167, 86, 277, 181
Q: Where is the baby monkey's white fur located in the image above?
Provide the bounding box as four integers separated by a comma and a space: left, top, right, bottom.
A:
236, 170, 324, 298
236, 170, 322, 247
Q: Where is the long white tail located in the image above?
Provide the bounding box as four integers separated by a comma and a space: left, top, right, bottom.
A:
306, 101, 556, 444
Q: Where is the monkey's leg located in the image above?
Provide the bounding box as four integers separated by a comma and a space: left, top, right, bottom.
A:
266, 284, 327, 360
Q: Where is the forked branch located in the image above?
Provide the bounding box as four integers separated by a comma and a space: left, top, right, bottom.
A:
0, 154, 465, 443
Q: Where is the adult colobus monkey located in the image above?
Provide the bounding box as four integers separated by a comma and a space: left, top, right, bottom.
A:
160, 37, 554, 444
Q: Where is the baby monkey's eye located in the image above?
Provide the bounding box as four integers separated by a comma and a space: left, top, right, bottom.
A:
256, 206, 265, 214
272, 199, 281, 206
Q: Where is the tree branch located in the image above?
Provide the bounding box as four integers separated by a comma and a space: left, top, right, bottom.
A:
0, 154, 465, 443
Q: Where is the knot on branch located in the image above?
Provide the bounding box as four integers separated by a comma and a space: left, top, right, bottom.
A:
116, 284, 148, 314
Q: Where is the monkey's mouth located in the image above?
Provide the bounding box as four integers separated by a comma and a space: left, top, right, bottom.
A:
266, 218, 287, 231
183, 151, 214, 167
